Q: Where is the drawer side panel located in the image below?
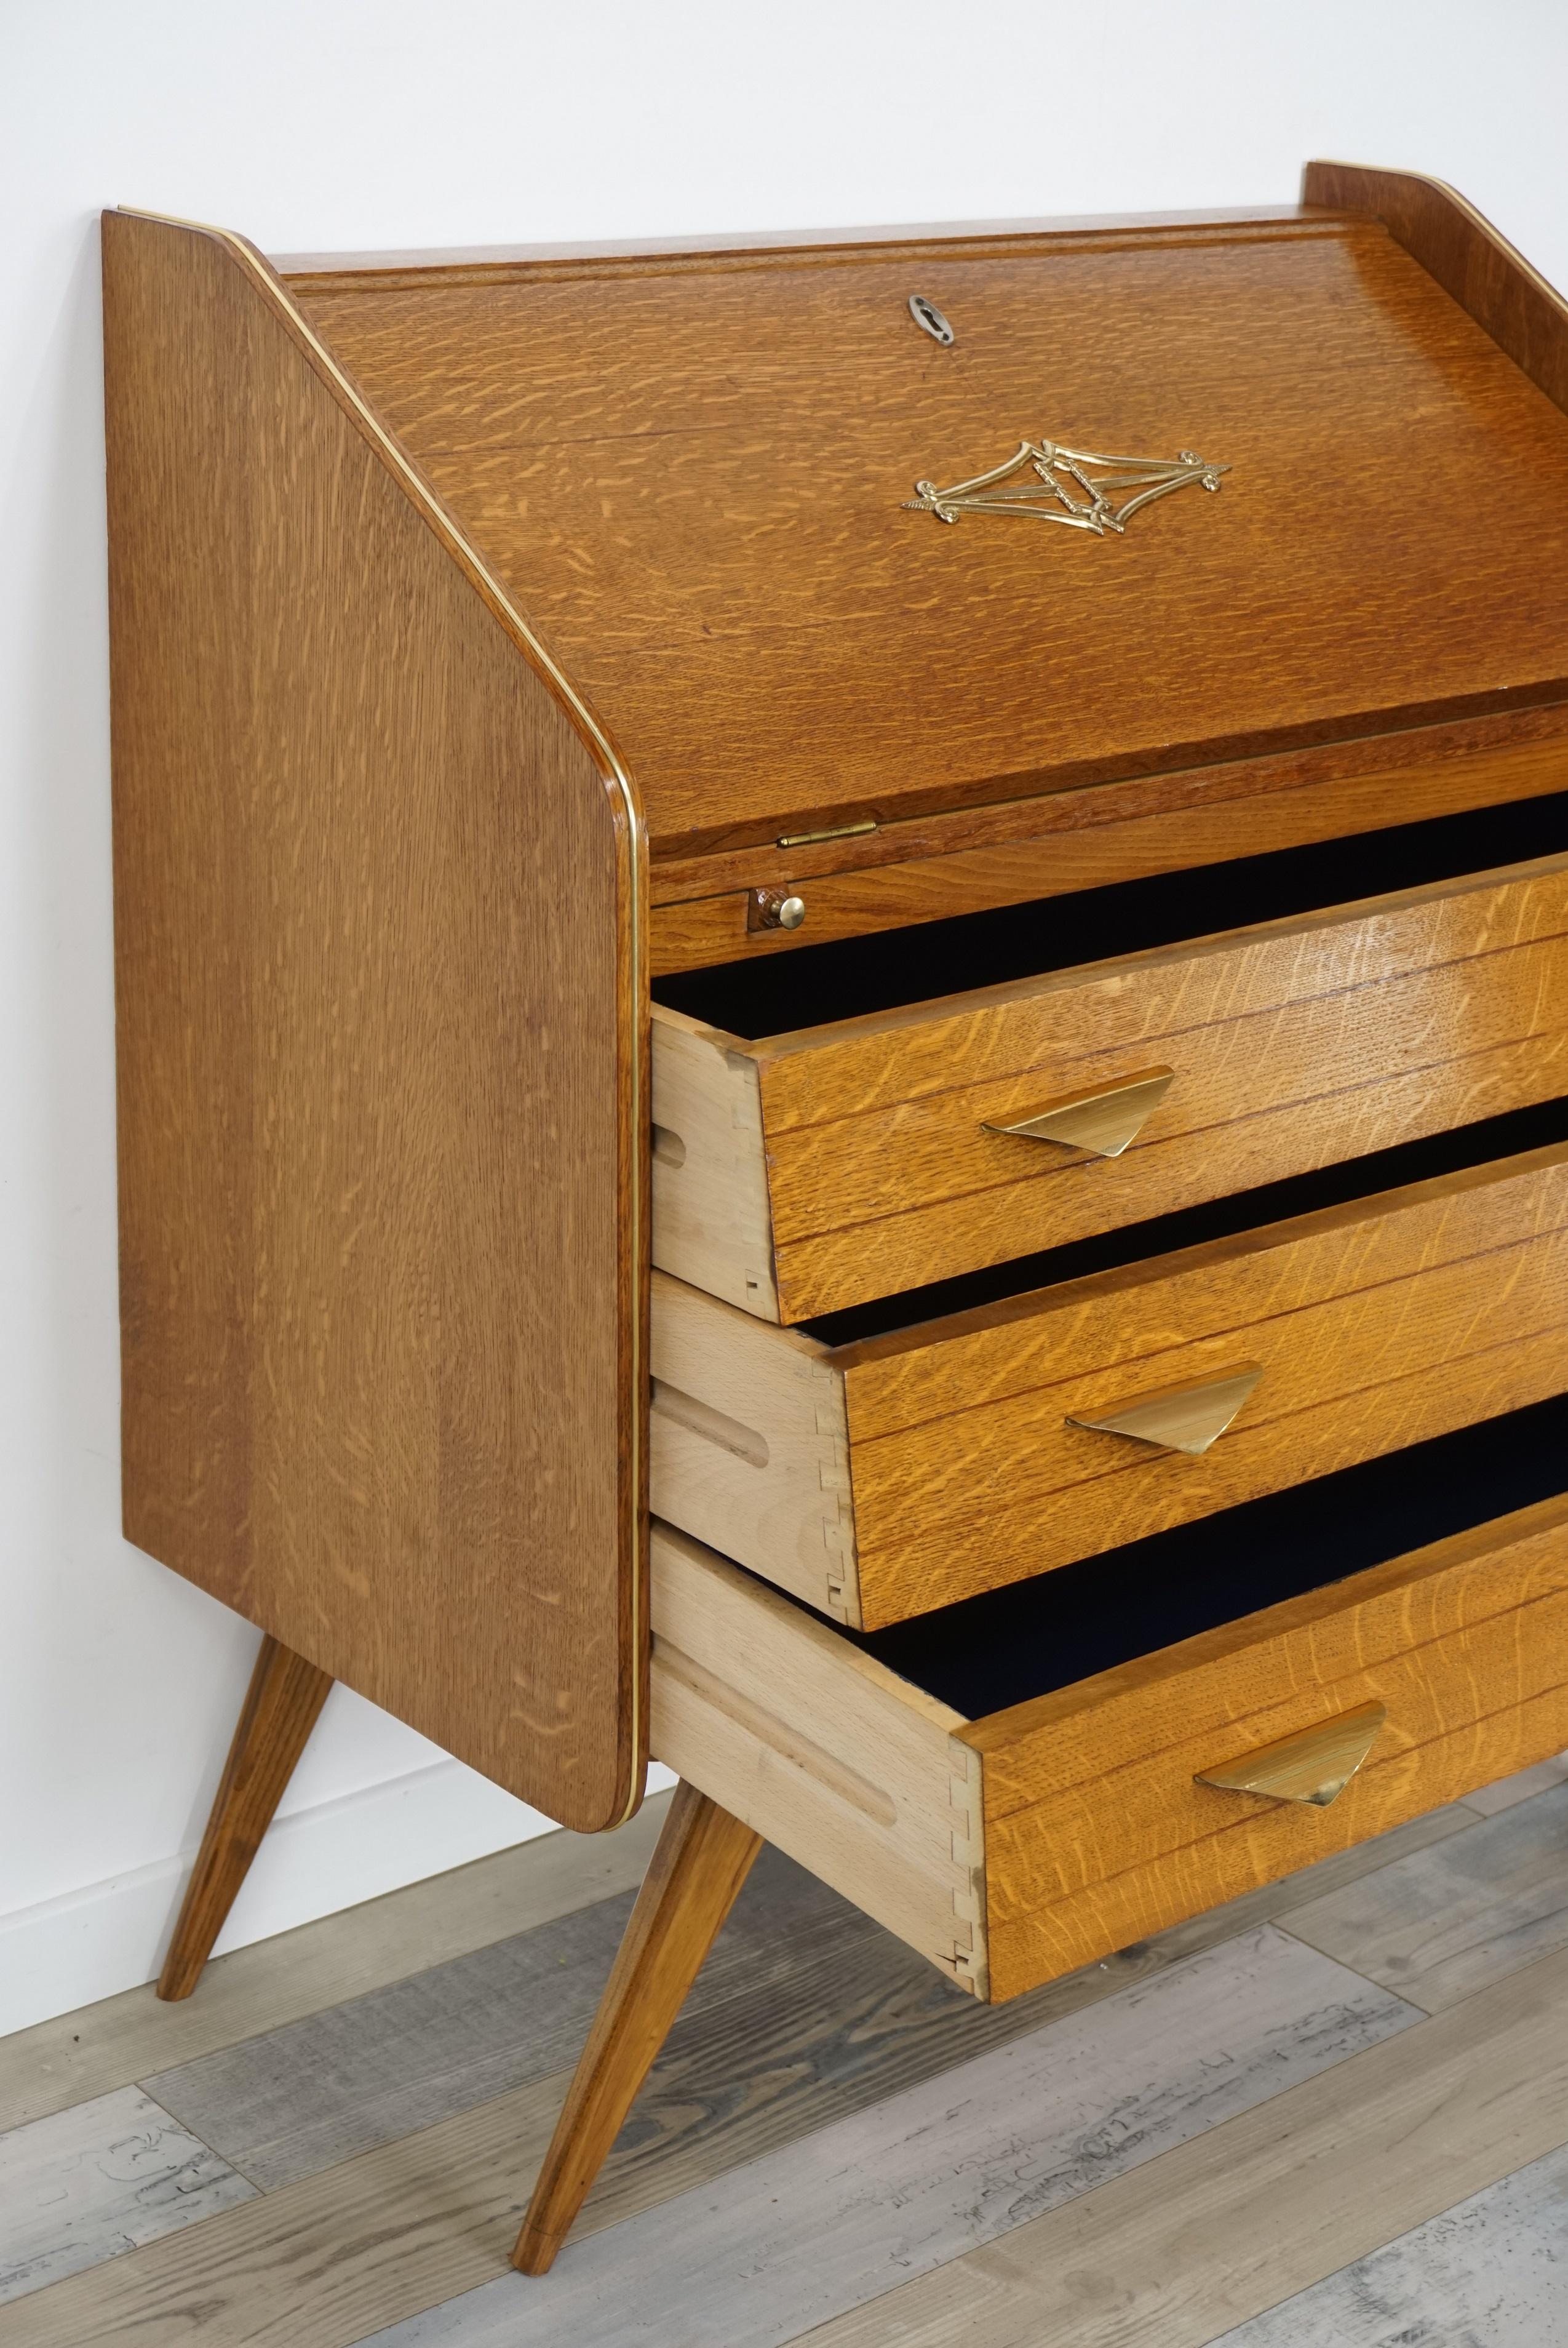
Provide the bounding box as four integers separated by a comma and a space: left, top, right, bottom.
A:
649, 1526, 985, 1994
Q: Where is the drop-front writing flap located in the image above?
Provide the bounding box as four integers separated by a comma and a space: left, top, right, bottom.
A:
287, 176, 1568, 860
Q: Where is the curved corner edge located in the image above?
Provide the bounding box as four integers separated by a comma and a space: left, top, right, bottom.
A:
107, 204, 652, 1832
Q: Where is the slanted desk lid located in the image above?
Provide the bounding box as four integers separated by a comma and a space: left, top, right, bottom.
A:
288, 174, 1568, 861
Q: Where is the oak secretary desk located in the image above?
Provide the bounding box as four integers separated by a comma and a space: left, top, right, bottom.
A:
104, 163, 1568, 2273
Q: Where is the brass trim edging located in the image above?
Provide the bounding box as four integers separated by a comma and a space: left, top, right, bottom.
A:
116, 207, 650, 1829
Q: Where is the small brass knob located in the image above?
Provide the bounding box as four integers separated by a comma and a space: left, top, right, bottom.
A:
748, 888, 807, 933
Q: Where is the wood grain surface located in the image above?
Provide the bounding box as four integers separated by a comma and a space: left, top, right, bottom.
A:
840, 1141, 1568, 1621
350, 1929, 1415, 2348
104, 211, 647, 1831
0, 1795, 675, 2139
654, 1143, 1568, 1623
513, 1783, 762, 2273
7, 1780, 1545, 2345
133, 1811, 1465, 2203
659, 845, 1568, 1322
650, 1272, 850, 1619
796, 1940, 1568, 2348
650, 1008, 777, 1316
157, 1637, 333, 2001
1306, 161, 1568, 419
650, 719, 1568, 969
295, 212, 1568, 858
649, 1523, 984, 1994
1281, 1778, 1568, 2013
0, 2086, 255, 2307
971, 1492, 1568, 1999
650, 1501, 1568, 2007
1210, 2139, 1568, 2347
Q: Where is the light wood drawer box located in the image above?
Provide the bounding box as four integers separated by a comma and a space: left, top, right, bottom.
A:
650, 1488, 1568, 2005
651, 1138, 1568, 1627
652, 848, 1568, 1325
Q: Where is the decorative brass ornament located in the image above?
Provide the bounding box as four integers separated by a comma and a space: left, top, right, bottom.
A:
1064, 1362, 1263, 1456
1195, 1703, 1388, 1810
905, 438, 1230, 533
984, 1066, 1175, 1157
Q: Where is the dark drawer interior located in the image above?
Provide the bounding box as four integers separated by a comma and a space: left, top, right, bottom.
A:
818, 1393, 1568, 1720
655, 787, 1568, 1036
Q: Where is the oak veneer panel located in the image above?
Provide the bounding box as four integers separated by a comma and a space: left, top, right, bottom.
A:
654, 1146, 1568, 1624
971, 1497, 1568, 1999
660, 846, 1568, 1322
296, 215, 1568, 857
104, 212, 647, 1831
649, 1503, 1568, 2009
649, 717, 1568, 970
1307, 161, 1568, 419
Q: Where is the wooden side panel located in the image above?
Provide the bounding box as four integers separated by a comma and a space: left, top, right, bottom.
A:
841, 1146, 1568, 1623
650, 1007, 778, 1317
649, 1272, 853, 1621
1305, 161, 1568, 419
755, 851, 1568, 1320
104, 212, 647, 1832
648, 1525, 985, 1994
970, 1495, 1568, 2000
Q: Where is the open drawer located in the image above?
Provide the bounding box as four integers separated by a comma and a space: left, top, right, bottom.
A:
651, 803, 1568, 1324
650, 1407, 1568, 2003
652, 1132, 1568, 1627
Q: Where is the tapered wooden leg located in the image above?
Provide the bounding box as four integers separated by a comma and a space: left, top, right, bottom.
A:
512, 1779, 763, 2275
157, 1634, 334, 2001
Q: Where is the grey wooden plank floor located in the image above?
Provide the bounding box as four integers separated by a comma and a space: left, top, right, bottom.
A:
0, 1757, 1563, 2347
1207, 2138, 1568, 2346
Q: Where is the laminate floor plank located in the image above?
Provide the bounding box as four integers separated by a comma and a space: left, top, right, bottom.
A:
1206, 2138, 1568, 2345
0, 2084, 255, 2306
789, 1938, 1568, 2348
1462, 1749, 1568, 1815
0, 1809, 1472, 2346
347, 1928, 1417, 2348
149, 1850, 919, 2191
139, 1807, 1468, 2199
0, 1790, 674, 2135
1281, 1780, 1568, 2011
1, 1927, 1408, 2348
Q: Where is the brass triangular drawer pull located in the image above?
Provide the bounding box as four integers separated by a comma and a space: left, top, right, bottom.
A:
1195, 1702, 1389, 1808
983, 1066, 1174, 1158
1064, 1362, 1262, 1456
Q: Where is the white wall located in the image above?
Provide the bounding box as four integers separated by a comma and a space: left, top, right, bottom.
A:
2, 0, 1565, 2039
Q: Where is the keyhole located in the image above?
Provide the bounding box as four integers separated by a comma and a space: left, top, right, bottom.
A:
909, 294, 955, 346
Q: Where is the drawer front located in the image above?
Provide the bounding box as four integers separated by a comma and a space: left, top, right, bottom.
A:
972, 1492, 1568, 2000
651, 1499, 1568, 2008
654, 852, 1568, 1324
653, 1144, 1568, 1626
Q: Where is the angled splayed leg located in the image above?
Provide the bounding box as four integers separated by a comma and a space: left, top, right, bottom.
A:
157, 1635, 334, 2001
512, 1779, 763, 2276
